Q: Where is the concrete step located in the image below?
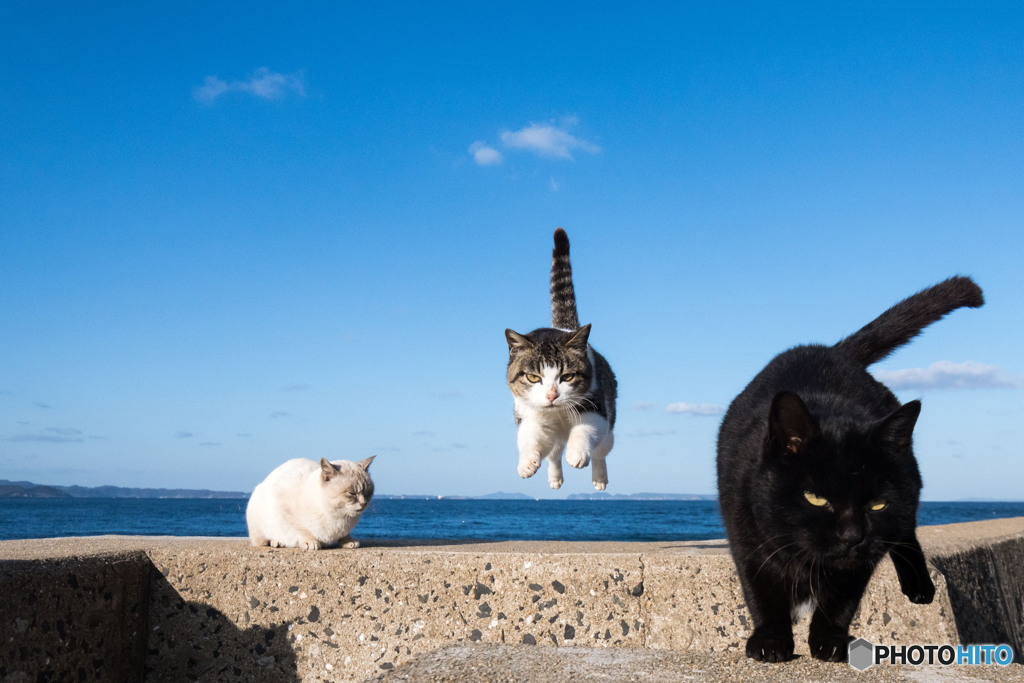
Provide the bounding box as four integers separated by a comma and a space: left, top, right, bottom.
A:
0, 517, 1022, 681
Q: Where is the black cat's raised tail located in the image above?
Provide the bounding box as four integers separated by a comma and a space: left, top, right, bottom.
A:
550, 228, 580, 330
835, 276, 984, 367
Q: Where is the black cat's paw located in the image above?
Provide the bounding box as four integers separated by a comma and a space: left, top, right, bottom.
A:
746, 631, 795, 663
902, 575, 936, 604
808, 631, 853, 662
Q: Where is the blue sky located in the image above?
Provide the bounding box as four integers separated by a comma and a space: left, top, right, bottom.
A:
2, 2, 1022, 500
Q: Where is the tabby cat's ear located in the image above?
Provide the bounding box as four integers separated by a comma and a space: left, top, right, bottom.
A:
767, 391, 815, 456
873, 401, 921, 453
358, 455, 376, 471
564, 323, 591, 349
320, 458, 339, 481
505, 329, 534, 351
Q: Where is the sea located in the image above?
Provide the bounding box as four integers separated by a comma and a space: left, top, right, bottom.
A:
2, 498, 1024, 543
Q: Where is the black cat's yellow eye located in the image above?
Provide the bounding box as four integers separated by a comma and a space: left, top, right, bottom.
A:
526, 374, 541, 383
803, 491, 829, 507
560, 373, 575, 382
868, 500, 887, 512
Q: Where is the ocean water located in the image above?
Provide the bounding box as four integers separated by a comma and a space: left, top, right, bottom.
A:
2, 498, 1023, 543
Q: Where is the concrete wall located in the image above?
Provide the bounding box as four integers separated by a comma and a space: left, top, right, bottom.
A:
1, 518, 1022, 682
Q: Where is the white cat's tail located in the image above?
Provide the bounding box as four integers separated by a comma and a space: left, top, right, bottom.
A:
835, 275, 984, 367
550, 228, 580, 330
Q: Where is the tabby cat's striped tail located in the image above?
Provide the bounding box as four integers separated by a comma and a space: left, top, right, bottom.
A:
835, 275, 984, 367
550, 228, 580, 330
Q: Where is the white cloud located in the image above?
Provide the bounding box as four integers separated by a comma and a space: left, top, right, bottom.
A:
499, 118, 600, 160
469, 141, 503, 166
470, 116, 600, 165
631, 402, 657, 411
193, 67, 306, 104
666, 402, 726, 417
873, 361, 1022, 391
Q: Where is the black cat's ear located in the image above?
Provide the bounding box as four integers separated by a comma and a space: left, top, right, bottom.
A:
767, 391, 815, 456
564, 323, 591, 349
320, 458, 339, 481
505, 329, 533, 351
873, 401, 921, 452
358, 455, 376, 471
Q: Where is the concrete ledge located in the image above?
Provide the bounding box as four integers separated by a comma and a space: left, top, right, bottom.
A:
1, 518, 1022, 682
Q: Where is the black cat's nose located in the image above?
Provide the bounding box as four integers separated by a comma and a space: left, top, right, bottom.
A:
839, 524, 865, 548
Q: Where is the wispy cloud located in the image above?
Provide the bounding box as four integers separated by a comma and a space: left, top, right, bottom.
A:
7, 427, 84, 443
470, 116, 600, 165
174, 431, 194, 439
469, 141, 503, 166
500, 117, 600, 159
631, 402, 657, 411
270, 411, 290, 419
193, 67, 306, 104
666, 402, 726, 417
873, 361, 1023, 391
627, 429, 677, 437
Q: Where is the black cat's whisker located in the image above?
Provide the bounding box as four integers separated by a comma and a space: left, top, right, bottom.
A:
753, 538, 800, 579
747, 532, 795, 561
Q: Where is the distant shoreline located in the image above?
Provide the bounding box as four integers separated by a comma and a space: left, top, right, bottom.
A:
0, 480, 248, 500
2, 480, 1019, 503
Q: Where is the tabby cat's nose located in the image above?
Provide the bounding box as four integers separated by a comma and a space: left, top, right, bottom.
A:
546, 388, 558, 403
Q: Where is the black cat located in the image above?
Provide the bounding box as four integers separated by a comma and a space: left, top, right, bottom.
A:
716, 276, 983, 663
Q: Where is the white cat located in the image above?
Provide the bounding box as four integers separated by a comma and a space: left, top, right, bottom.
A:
246, 456, 375, 550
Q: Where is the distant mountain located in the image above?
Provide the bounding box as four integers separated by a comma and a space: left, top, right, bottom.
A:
0, 484, 70, 498
566, 492, 718, 501
0, 479, 248, 499
475, 491, 534, 500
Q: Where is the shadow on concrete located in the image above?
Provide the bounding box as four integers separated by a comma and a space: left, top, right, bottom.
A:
144, 567, 299, 682
931, 541, 1024, 662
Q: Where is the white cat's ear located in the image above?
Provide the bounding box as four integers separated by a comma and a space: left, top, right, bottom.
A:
565, 323, 591, 348
505, 329, 533, 351
767, 391, 815, 456
873, 401, 921, 453
358, 455, 376, 471
320, 458, 339, 481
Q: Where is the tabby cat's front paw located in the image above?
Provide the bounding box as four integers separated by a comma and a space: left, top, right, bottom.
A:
341, 539, 360, 549
746, 629, 795, 663
593, 481, 606, 491
565, 448, 591, 469
516, 456, 540, 479
518, 452, 542, 478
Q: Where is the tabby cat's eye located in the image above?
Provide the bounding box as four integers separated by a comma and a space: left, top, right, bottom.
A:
560, 373, 576, 382
803, 491, 829, 507
868, 500, 887, 512
526, 374, 541, 383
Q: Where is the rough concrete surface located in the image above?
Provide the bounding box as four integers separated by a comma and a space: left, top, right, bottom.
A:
0, 518, 1022, 682
372, 644, 1024, 682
